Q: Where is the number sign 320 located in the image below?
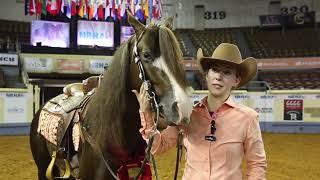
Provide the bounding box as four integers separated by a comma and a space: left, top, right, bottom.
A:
204, 11, 226, 20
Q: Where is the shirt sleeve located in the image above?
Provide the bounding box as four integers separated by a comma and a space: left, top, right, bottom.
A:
244, 113, 267, 180
139, 111, 179, 155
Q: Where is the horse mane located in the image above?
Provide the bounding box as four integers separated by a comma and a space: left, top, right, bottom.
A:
159, 26, 188, 88
84, 37, 134, 147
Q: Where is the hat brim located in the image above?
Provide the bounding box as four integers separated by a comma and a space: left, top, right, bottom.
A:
198, 56, 257, 88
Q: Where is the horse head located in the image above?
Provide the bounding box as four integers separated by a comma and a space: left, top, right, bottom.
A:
127, 12, 193, 126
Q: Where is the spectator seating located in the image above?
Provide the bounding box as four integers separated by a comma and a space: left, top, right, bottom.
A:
244, 27, 320, 58
174, 29, 236, 57
0, 20, 30, 51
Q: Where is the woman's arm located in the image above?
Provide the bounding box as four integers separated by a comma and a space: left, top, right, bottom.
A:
132, 84, 179, 155
244, 114, 267, 180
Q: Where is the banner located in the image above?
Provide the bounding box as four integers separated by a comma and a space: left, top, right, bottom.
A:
259, 15, 282, 27
284, 99, 303, 121
281, 11, 315, 27
257, 57, 320, 69
56, 59, 85, 74
88, 59, 113, 74
191, 90, 320, 122
0, 53, 18, 66
0, 91, 33, 123
23, 57, 54, 73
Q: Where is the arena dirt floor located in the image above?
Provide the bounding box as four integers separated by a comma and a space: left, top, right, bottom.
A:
0, 133, 319, 180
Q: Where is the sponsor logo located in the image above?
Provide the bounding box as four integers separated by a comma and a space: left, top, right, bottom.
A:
6, 93, 24, 97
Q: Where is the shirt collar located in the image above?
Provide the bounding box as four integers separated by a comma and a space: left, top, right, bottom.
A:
194, 95, 237, 109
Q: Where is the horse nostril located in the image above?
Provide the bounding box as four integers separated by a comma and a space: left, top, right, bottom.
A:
172, 101, 178, 112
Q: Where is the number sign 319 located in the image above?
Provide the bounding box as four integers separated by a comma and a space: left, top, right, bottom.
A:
204, 11, 226, 20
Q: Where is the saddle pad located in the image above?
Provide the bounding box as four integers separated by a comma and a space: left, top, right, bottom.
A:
37, 110, 64, 145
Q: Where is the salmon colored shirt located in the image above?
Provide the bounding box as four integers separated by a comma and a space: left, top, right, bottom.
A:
139, 96, 267, 180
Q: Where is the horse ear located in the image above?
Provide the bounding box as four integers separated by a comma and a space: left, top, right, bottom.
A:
162, 16, 174, 30
127, 10, 145, 37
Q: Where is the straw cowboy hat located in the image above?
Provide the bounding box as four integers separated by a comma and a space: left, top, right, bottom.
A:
197, 43, 257, 88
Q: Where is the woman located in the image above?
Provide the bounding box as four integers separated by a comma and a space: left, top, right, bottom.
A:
132, 43, 267, 180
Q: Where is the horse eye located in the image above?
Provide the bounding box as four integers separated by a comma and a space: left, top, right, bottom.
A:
143, 52, 152, 60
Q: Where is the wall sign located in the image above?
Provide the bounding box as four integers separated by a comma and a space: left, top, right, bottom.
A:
204, 11, 226, 20
0, 53, 18, 66
23, 57, 54, 73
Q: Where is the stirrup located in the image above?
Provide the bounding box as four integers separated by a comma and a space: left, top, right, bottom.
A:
46, 151, 71, 179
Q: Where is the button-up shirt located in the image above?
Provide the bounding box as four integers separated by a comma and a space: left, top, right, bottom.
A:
140, 96, 267, 180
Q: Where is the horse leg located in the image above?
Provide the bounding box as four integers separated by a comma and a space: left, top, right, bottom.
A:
30, 110, 61, 180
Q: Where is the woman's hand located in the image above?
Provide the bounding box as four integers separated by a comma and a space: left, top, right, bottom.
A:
132, 83, 152, 112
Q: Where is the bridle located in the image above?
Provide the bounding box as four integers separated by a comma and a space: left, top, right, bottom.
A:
81, 26, 161, 180
132, 27, 161, 180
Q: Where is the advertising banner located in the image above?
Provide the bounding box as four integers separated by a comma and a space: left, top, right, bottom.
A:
56, 59, 84, 74
88, 59, 113, 74
0, 92, 32, 123
247, 92, 276, 122
281, 11, 315, 27
259, 15, 282, 27
283, 99, 303, 121
23, 57, 54, 73
0, 53, 18, 66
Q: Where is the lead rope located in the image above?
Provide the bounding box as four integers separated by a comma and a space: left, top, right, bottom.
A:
174, 130, 184, 180
134, 91, 160, 180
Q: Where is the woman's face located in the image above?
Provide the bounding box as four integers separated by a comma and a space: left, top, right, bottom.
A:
205, 62, 241, 98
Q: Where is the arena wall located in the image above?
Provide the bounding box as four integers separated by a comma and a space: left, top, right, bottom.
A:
1, 85, 319, 135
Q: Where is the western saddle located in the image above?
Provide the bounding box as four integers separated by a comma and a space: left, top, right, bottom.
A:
38, 75, 102, 180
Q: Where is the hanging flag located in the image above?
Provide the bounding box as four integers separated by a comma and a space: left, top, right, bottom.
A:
105, 0, 112, 19
46, 0, 51, 13
71, 0, 77, 16
143, 0, 148, 18
61, 0, 65, 14
97, 0, 105, 20
83, 0, 88, 19
152, 0, 161, 20
78, 0, 84, 18
41, 0, 47, 15
120, 0, 126, 18
129, 0, 135, 15
93, 0, 98, 19
36, 0, 42, 15
50, 0, 58, 16
111, 0, 116, 19
29, 0, 36, 15
148, 0, 152, 20
25, 0, 30, 15
65, 0, 71, 18
87, 0, 93, 19
135, 0, 144, 21
56, 0, 63, 15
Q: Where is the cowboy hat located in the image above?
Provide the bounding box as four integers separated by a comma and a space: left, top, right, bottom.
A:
197, 43, 257, 88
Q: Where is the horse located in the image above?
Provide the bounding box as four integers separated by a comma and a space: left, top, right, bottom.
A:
30, 12, 193, 180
